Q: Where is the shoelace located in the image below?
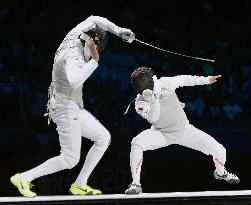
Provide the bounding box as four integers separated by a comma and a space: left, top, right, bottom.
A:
20, 180, 34, 190
29, 182, 34, 189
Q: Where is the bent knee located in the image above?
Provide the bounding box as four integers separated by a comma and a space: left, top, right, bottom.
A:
102, 130, 111, 146
131, 136, 145, 151
95, 130, 111, 148
60, 153, 80, 169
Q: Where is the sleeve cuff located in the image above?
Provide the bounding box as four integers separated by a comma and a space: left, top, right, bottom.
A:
89, 59, 99, 68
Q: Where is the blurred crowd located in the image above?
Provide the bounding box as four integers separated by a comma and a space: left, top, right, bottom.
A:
0, 0, 250, 143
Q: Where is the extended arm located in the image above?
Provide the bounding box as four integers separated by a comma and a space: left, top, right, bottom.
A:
85, 15, 127, 36
67, 15, 134, 41
160, 75, 221, 90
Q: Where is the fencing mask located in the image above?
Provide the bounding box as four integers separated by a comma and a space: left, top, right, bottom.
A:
79, 25, 108, 53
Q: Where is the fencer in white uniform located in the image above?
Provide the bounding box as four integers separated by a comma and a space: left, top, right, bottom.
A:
125, 67, 240, 194
10, 15, 135, 197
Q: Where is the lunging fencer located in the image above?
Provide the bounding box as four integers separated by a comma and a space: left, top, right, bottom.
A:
125, 67, 240, 194
10, 15, 135, 197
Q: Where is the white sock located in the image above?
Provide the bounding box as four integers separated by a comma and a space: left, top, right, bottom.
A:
213, 157, 225, 175
20, 156, 67, 182
75, 144, 106, 186
130, 145, 143, 185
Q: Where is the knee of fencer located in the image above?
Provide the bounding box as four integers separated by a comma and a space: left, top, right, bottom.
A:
131, 137, 145, 151
60, 153, 80, 169
95, 130, 111, 151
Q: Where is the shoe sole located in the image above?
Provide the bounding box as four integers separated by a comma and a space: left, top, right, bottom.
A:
125, 192, 142, 195
214, 174, 240, 184
69, 190, 102, 196
125, 190, 142, 195
227, 179, 240, 184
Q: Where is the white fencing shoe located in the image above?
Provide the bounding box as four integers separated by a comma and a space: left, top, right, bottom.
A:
214, 170, 240, 184
125, 183, 142, 195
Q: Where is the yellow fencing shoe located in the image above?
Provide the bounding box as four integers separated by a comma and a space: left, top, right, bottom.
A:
10, 173, 36, 198
69, 183, 102, 196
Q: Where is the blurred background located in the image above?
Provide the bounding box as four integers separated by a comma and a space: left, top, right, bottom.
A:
0, 0, 250, 196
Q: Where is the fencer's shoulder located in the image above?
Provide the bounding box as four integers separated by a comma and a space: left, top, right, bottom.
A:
159, 76, 173, 86
159, 76, 177, 91
159, 76, 176, 81
159, 76, 168, 81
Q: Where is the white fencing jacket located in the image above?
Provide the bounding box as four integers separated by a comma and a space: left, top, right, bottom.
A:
135, 75, 211, 133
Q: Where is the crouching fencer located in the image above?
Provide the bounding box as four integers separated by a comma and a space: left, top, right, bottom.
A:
10, 15, 135, 197
125, 67, 240, 194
